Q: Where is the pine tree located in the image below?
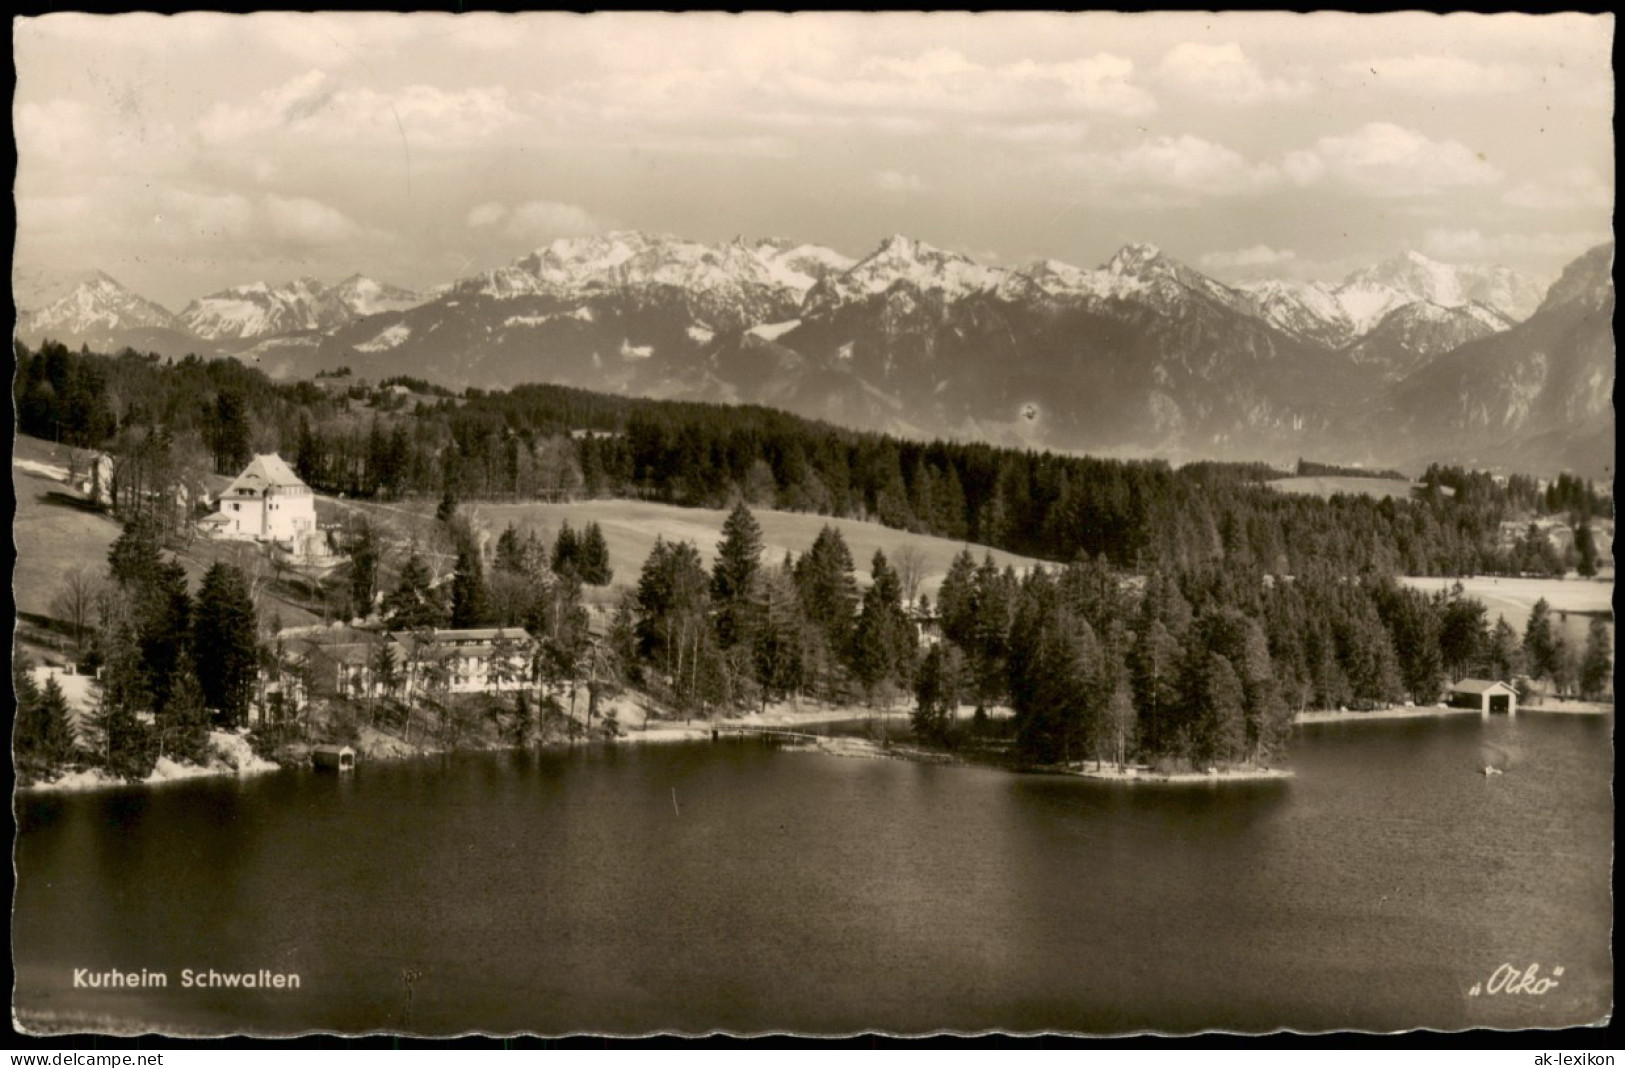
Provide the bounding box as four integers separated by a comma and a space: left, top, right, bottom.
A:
383, 554, 447, 631
137, 558, 192, 715
1130, 617, 1184, 756
211, 390, 253, 475
157, 657, 213, 764
494, 524, 526, 575
1523, 598, 1559, 680
1487, 616, 1523, 682
853, 550, 917, 703
551, 521, 581, 580
347, 521, 380, 618
15, 659, 78, 777
450, 530, 488, 629
436, 487, 459, 524
912, 643, 963, 745
578, 522, 613, 585
753, 561, 809, 707
936, 549, 978, 648
1574, 523, 1599, 578
108, 513, 164, 589
1579, 617, 1612, 701
194, 562, 260, 729
712, 502, 764, 650
794, 525, 859, 655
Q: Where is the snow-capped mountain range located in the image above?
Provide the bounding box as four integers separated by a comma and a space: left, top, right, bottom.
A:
177, 275, 433, 340
13, 234, 1607, 474
18, 270, 182, 336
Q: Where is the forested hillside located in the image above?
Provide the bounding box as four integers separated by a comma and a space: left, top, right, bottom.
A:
16, 338, 1608, 582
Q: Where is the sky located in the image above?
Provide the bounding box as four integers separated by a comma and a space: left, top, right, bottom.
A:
12, 11, 1616, 310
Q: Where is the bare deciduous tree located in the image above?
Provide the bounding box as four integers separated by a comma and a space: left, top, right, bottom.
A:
894, 546, 928, 608
51, 566, 104, 653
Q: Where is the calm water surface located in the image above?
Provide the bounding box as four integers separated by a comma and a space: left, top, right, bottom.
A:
13, 714, 1613, 1035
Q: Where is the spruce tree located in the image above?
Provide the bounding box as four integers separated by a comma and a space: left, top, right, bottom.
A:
384, 554, 447, 631
1579, 617, 1612, 701
157, 657, 213, 764
551, 521, 581, 580
794, 526, 859, 653
194, 562, 260, 729
15, 658, 78, 777
912, 643, 962, 745
579, 522, 614, 586
451, 531, 488, 629
1522, 598, 1559, 680
347, 521, 380, 618
712, 502, 764, 650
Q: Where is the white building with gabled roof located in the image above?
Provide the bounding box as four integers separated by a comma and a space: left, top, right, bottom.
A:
207, 453, 317, 542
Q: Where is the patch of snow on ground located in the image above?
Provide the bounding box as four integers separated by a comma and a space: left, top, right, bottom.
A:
687, 324, 716, 344
209, 730, 281, 774
355, 322, 412, 352
620, 340, 654, 360
747, 319, 800, 342
24, 729, 280, 792
29, 666, 97, 733
14, 458, 70, 482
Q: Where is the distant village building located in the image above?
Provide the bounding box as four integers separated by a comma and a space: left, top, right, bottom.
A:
203, 453, 317, 542
1446, 678, 1518, 717
270, 625, 537, 711
69, 450, 116, 507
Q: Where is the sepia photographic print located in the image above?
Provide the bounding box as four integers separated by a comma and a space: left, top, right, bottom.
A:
10, 11, 1614, 1040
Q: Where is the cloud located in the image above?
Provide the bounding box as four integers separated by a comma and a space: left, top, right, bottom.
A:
874, 170, 926, 193
1068, 135, 1281, 196
1503, 167, 1613, 211
501, 201, 604, 243
264, 195, 367, 246
971, 120, 1090, 145
145, 189, 370, 250
466, 202, 508, 228
1200, 245, 1298, 270
1349, 55, 1535, 97
199, 71, 531, 149
1422, 227, 1610, 263
845, 49, 1156, 117
1283, 123, 1501, 196
1158, 43, 1311, 104
546, 47, 1155, 138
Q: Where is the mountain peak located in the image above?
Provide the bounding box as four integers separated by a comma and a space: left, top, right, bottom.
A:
874, 233, 930, 258
1107, 243, 1164, 275
16, 270, 179, 339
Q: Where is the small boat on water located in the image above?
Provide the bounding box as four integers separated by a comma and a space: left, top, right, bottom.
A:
1480, 765, 1503, 777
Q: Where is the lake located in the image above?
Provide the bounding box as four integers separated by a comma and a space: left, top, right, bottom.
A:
12, 713, 1613, 1036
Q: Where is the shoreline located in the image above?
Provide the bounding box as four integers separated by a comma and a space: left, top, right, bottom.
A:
18, 731, 281, 794
1295, 701, 1612, 725
780, 734, 1292, 784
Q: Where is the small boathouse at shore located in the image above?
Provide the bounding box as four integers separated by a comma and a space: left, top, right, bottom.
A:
312, 745, 356, 771
1446, 679, 1517, 716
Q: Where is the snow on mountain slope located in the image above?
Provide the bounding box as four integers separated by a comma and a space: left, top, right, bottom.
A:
1344, 299, 1512, 380
19, 272, 181, 336
180, 277, 351, 339
1236, 279, 1356, 349
331, 275, 430, 318
502, 231, 851, 302
179, 274, 426, 339
807, 234, 1009, 311
1334, 251, 1545, 331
